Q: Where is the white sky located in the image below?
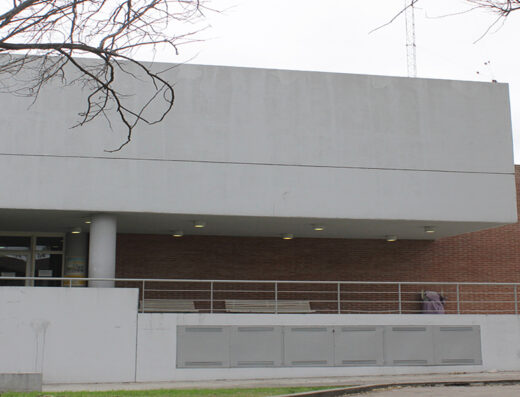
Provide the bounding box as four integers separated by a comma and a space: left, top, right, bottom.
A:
155, 0, 520, 163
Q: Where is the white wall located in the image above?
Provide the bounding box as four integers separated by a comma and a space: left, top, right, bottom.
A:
0, 287, 138, 384
0, 61, 516, 229
136, 313, 520, 382
3, 287, 520, 384
0, 156, 514, 223
1, 64, 514, 174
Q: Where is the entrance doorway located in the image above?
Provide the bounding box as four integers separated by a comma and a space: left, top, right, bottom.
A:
0, 234, 64, 286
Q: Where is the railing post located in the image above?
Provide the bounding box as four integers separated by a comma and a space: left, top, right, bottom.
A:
456, 284, 460, 314
515, 285, 518, 315
337, 282, 341, 314
398, 283, 402, 314
141, 280, 145, 313
210, 281, 214, 314
275, 282, 278, 314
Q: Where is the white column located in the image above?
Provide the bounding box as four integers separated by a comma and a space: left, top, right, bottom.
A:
88, 214, 117, 288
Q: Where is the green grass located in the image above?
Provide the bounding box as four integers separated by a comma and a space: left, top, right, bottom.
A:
0, 386, 338, 397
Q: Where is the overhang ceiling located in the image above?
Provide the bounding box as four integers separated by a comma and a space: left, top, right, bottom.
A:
0, 208, 506, 240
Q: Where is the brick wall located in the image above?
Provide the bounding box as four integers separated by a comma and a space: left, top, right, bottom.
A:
116, 166, 520, 314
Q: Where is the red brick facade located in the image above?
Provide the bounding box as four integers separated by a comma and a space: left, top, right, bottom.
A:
116, 166, 520, 314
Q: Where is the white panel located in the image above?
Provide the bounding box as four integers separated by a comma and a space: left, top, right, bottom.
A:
384, 326, 434, 366
284, 326, 334, 366
433, 326, 482, 365
177, 326, 230, 368
334, 326, 384, 366
230, 326, 283, 367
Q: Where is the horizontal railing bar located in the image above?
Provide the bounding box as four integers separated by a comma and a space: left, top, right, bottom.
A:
143, 291, 517, 296
1, 276, 520, 287
143, 289, 212, 293
458, 293, 518, 295
207, 290, 276, 293
211, 290, 400, 294
139, 290, 516, 297
140, 298, 215, 302
340, 310, 399, 313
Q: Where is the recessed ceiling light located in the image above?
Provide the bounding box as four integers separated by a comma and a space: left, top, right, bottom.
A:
84, 219, 91, 224
386, 235, 397, 242
282, 233, 294, 240
424, 226, 435, 234
193, 220, 206, 228
71, 227, 82, 234
312, 225, 325, 231
172, 230, 184, 237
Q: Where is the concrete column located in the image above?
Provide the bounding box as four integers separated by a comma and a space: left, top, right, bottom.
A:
88, 214, 117, 288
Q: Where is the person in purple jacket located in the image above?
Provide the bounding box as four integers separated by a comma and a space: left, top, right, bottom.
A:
422, 290, 446, 314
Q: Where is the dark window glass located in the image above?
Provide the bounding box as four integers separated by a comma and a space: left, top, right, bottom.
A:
0, 253, 27, 286
35, 253, 63, 287
0, 236, 30, 251
36, 237, 64, 251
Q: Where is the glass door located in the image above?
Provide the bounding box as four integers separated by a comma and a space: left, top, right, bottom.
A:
34, 236, 64, 287
0, 234, 64, 286
0, 235, 31, 286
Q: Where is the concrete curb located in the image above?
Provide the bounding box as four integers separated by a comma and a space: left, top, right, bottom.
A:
275, 378, 520, 397
0, 373, 42, 393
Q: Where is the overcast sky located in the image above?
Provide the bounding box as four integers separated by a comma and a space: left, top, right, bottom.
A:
156, 0, 520, 163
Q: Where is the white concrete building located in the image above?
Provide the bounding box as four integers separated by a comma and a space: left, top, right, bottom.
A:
0, 62, 516, 282
0, 60, 518, 386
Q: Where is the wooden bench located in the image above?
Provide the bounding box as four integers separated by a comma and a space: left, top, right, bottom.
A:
140, 299, 198, 313
225, 299, 314, 313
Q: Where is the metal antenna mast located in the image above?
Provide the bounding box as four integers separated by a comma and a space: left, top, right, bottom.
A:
405, 0, 417, 77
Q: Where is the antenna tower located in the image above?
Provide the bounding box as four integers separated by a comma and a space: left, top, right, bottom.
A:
405, 0, 417, 77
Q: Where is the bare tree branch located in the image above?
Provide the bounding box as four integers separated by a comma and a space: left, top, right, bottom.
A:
0, 0, 211, 151
370, 0, 420, 34
373, 0, 520, 35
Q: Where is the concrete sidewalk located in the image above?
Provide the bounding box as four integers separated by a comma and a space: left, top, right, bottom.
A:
43, 371, 520, 392
364, 384, 520, 397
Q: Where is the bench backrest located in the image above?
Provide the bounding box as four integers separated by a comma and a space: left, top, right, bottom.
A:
225, 299, 313, 313
140, 299, 197, 312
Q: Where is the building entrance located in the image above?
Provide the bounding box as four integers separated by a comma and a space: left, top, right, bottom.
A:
0, 234, 64, 286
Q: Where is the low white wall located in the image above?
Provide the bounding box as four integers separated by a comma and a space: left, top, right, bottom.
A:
136, 313, 520, 382
3, 287, 520, 385
0, 287, 138, 384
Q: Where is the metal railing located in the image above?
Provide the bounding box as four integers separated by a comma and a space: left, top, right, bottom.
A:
1, 276, 519, 315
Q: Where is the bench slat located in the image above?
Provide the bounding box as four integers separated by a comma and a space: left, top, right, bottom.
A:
140, 299, 197, 312
225, 299, 314, 313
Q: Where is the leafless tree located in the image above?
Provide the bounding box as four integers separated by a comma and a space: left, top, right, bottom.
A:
461, 1, 520, 40
0, 0, 211, 151
401, 0, 520, 17
466, 0, 520, 15
375, 0, 519, 34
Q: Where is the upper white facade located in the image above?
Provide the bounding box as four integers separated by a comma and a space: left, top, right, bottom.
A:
0, 60, 516, 239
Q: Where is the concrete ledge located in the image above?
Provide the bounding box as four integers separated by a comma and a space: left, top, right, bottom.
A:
0, 373, 42, 392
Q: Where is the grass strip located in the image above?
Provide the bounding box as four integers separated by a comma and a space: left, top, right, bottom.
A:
1, 386, 336, 397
